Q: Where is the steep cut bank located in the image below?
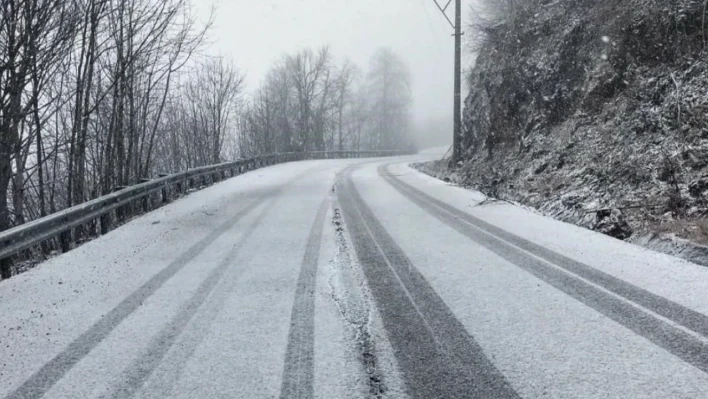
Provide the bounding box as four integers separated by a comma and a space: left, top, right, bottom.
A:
431, 0, 708, 264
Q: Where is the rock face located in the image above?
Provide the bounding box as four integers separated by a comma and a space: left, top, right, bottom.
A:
457, 0, 708, 248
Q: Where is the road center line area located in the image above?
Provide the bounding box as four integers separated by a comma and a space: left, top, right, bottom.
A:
3, 154, 708, 398
337, 164, 520, 399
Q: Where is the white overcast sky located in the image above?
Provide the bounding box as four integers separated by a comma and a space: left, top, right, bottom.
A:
196, 0, 478, 126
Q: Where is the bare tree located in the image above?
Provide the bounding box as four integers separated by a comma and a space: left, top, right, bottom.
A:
333, 60, 360, 151
155, 57, 245, 170
0, 0, 214, 244
0, 0, 79, 232
286, 47, 332, 151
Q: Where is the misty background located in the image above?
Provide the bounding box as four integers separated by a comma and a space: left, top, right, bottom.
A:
196, 0, 479, 150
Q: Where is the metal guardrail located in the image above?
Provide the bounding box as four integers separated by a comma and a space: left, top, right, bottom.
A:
0, 150, 411, 279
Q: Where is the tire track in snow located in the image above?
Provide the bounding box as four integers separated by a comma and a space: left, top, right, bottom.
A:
337, 165, 520, 399
105, 201, 273, 399
4, 197, 266, 399
380, 163, 708, 375
3, 165, 326, 399
278, 198, 329, 399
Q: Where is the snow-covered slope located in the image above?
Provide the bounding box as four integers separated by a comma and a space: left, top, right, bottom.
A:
452, 0, 708, 263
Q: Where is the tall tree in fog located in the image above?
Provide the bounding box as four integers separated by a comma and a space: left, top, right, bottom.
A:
366, 48, 412, 150
186, 58, 245, 165
238, 46, 414, 156
286, 47, 332, 152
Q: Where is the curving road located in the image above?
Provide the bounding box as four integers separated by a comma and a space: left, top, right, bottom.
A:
3, 152, 708, 398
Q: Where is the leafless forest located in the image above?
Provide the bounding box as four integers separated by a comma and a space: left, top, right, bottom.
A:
0, 0, 414, 234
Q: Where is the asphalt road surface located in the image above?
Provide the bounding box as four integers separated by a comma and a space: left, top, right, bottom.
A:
3, 152, 708, 398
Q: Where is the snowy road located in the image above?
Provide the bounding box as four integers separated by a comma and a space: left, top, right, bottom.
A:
3, 153, 708, 398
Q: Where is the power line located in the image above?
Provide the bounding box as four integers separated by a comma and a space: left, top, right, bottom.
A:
419, 0, 445, 57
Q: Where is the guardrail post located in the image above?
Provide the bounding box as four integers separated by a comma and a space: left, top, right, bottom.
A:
1, 258, 11, 280
140, 179, 151, 213
59, 229, 71, 253
100, 212, 112, 235
158, 174, 169, 203
114, 186, 127, 222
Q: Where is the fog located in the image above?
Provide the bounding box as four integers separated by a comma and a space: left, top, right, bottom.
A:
197, 0, 479, 149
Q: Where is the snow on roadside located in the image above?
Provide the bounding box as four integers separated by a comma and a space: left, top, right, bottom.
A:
414, 159, 708, 267
396, 160, 708, 318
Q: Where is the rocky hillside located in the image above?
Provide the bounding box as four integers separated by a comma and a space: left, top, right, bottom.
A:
436, 0, 708, 263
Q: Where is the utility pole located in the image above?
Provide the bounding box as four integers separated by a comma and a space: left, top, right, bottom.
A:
434, 0, 463, 165
453, 0, 462, 165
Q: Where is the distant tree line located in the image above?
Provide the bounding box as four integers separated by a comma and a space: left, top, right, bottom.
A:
238, 47, 414, 157
0, 0, 414, 234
